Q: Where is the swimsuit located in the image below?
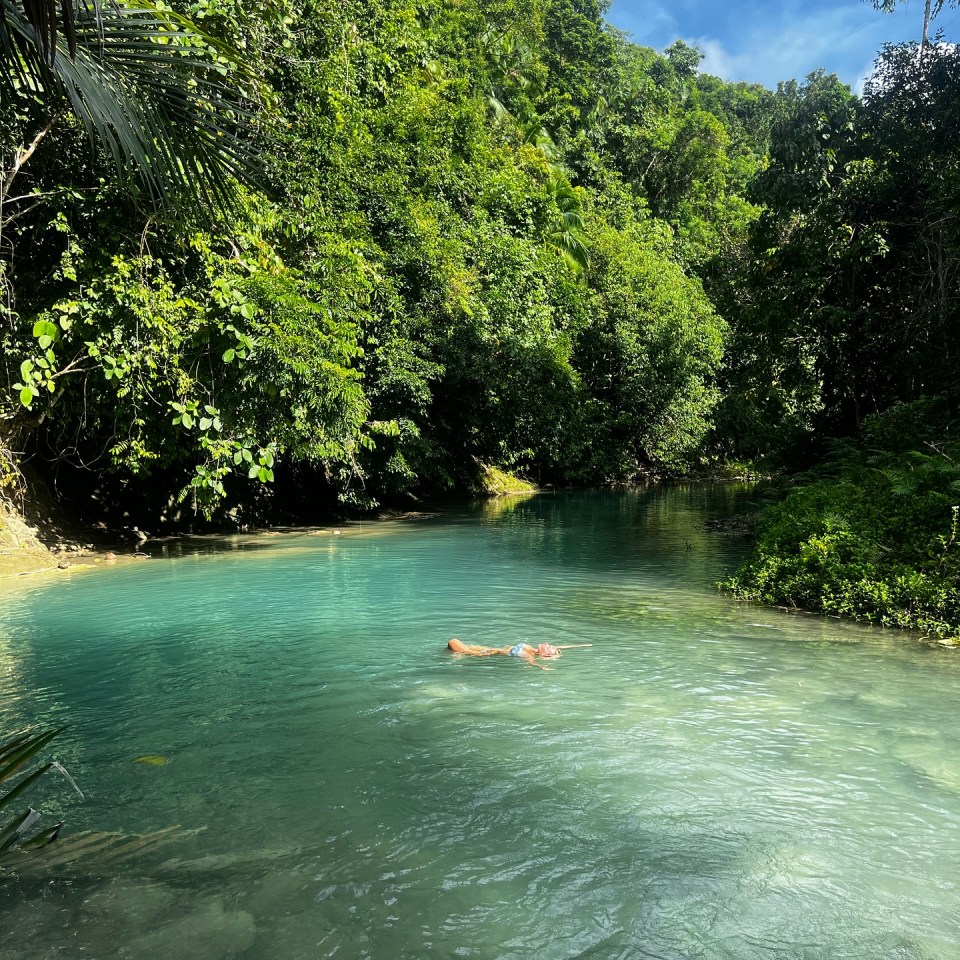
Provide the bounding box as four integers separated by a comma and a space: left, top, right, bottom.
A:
508, 643, 529, 658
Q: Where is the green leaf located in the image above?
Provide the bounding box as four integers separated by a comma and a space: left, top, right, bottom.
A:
32, 319, 59, 340
19, 388, 34, 407
19, 821, 65, 850
0, 766, 53, 824
247, 464, 260, 479
0, 727, 67, 789
0, 807, 41, 854
222, 348, 235, 363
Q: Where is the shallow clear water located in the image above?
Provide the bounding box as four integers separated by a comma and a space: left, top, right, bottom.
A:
2, 487, 960, 960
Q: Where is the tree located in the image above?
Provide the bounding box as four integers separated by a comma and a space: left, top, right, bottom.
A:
714, 72, 858, 454
664, 39, 702, 84
721, 43, 960, 459
867, 0, 958, 45
1, 0, 773, 517
571, 216, 726, 478
0, 0, 261, 212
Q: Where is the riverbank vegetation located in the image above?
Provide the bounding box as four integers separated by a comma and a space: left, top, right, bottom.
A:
726, 403, 960, 638
2, 1, 959, 632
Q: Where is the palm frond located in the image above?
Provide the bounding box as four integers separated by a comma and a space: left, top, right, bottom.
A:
0, 727, 184, 877
486, 91, 511, 122
9, 0, 77, 60
0, 726, 66, 792
0, 825, 184, 874
1, 1, 264, 214
548, 227, 589, 273
544, 171, 589, 272
0, 807, 41, 853
0, 727, 83, 858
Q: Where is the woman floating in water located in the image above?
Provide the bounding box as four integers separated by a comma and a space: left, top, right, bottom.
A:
447, 638, 591, 668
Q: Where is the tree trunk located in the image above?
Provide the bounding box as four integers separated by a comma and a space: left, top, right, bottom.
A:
922, 0, 933, 44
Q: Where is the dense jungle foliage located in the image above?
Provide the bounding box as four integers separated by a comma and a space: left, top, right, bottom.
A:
2, 0, 744, 521
1, 1, 959, 632
726, 401, 960, 638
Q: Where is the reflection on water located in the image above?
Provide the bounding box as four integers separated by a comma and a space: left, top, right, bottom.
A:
1, 487, 960, 960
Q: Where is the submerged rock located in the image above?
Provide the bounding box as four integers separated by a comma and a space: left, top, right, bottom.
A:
125, 897, 255, 960
702, 514, 756, 535
80, 879, 178, 930
0, 896, 69, 958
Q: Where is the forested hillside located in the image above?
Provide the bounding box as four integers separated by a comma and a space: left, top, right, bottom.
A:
2, 0, 960, 631
2, 0, 766, 523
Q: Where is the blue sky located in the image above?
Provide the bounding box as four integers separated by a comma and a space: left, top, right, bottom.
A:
605, 0, 960, 91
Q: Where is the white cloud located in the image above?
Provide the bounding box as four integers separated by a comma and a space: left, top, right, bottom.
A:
853, 56, 881, 95
607, 0, 680, 45
693, 6, 892, 87
607, 0, 936, 89
693, 37, 737, 82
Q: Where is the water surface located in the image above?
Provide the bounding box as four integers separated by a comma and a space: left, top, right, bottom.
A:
2, 488, 959, 960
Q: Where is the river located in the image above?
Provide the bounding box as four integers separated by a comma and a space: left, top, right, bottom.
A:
2, 487, 959, 959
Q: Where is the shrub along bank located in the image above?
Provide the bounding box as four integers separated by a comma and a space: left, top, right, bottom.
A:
725, 404, 960, 639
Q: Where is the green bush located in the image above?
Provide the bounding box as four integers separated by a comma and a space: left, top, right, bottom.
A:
725, 431, 960, 637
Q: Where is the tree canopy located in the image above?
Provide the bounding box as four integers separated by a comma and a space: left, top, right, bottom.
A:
1, 0, 957, 555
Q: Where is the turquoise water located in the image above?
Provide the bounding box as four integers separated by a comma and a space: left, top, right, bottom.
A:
2, 487, 960, 960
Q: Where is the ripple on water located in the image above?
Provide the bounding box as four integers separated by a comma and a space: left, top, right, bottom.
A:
2, 489, 960, 959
